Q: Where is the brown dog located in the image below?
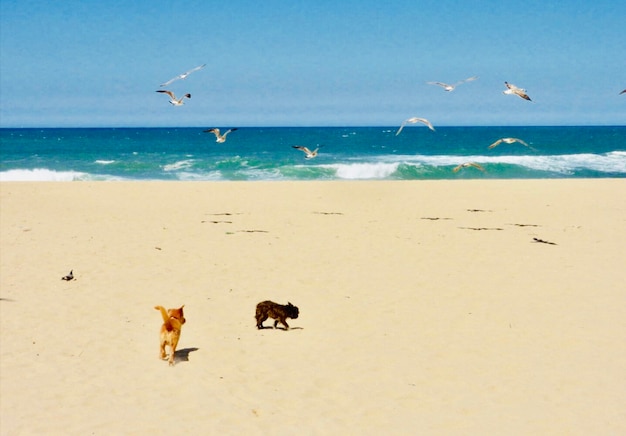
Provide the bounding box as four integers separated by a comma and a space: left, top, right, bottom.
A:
154, 305, 186, 366
255, 300, 299, 330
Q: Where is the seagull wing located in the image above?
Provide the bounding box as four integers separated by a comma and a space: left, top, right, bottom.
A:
204, 128, 220, 138
292, 145, 312, 154
156, 90, 176, 99
223, 128, 238, 137
514, 138, 530, 147
427, 81, 451, 89
488, 139, 503, 149
452, 76, 478, 87
160, 64, 206, 87
452, 164, 464, 173
468, 162, 485, 171
416, 117, 435, 131
183, 64, 206, 76
395, 121, 408, 136
454, 162, 485, 172
620, 89, 626, 95
159, 77, 178, 87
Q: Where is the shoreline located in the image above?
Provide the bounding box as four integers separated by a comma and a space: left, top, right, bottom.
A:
2, 179, 625, 434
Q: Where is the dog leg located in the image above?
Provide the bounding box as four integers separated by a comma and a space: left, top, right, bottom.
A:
159, 340, 167, 360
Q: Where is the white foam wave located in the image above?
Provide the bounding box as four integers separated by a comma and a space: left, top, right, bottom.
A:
479, 152, 626, 174
176, 171, 223, 181
0, 168, 89, 181
377, 152, 626, 174
163, 159, 195, 172
0, 168, 131, 181
322, 162, 400, 179
95, 160, 115, 165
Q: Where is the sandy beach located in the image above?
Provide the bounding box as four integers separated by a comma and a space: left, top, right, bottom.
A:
1, 180, 625, 435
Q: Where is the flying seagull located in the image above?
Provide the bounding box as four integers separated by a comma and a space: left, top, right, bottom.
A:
160, 64, 206, 87
395, 117, 435, 135
292, 145, 323, 159
427, 76, 478, 92
503, 82, 532, 101
62, 270, 74, 281
453, 162, 485, 173
156, 90, 191, 106
488, 137, 531, 149
204, 128, 238, 143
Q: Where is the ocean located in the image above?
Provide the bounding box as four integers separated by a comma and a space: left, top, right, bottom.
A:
1, 126, 625, 181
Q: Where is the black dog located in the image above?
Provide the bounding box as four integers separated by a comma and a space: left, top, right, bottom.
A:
255, 301, 299, 330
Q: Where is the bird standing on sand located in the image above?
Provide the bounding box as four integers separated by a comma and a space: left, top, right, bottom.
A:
395, 117, 435, 135
503, 82, 532, 101
156, 90, 191, 106
488, 137, 532, 149
62, 270, 74, 281
427, 76, 478, 92
204, 128, 238, 143
292, 145, 323, 159
160, 64, 206, 87
453, 162, 485, 173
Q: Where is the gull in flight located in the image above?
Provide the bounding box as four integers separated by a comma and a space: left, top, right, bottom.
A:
427, 76, 478, 92
203, 128, 238, 143
292, 145, 323, 159
160, 64, 206, 87
453, 162, 485, 173
503, 82, 532, 101
488, 137, 531, 149
395, 117, 435, 135
156, 90, 191, 106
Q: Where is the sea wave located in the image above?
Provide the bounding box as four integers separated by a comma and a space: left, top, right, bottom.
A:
163, 159, 195, 172
374, 152, 626, 175
321, 162, 400, 179
0, 168, 90, 181
2, 152, 623, 181
0, 168, 126, 181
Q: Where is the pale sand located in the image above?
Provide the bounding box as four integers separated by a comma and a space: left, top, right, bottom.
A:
1, 180, 625, 435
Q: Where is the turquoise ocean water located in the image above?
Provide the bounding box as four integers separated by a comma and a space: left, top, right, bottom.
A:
1, 126, 624, 181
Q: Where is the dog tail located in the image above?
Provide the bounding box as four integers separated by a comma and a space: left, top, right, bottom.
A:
154, 305, 169, 323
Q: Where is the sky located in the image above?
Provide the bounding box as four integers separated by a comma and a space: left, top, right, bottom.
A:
0, 0, 624, 127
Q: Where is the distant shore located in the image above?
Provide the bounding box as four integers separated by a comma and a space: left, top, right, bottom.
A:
1, 180, 625, 434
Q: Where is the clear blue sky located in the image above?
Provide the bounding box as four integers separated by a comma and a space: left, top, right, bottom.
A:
1, 0, 624, 127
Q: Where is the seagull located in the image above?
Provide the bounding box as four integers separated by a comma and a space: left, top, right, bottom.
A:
292, 145, 323, 159
503, 82, 532, 101
204, 128, 238, 143
620, 89, 626, 95
453, 162, 485, 173
427, 76, 478, 92
160, 64, 206, 87
156, 90, 191, 106
395, 117, 435, 135
488, 137, 531, 149
62, 270, 74, 281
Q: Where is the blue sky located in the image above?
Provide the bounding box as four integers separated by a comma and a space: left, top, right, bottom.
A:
1, 0, 624, 127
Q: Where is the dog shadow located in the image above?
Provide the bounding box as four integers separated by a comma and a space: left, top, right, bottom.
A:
259, 326, 303, 331
174, 347, 199, 362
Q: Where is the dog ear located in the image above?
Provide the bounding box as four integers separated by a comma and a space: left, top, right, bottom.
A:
288, 302, 292, 306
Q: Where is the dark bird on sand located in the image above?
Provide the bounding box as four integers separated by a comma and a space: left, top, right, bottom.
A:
62, 270, 74, 281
